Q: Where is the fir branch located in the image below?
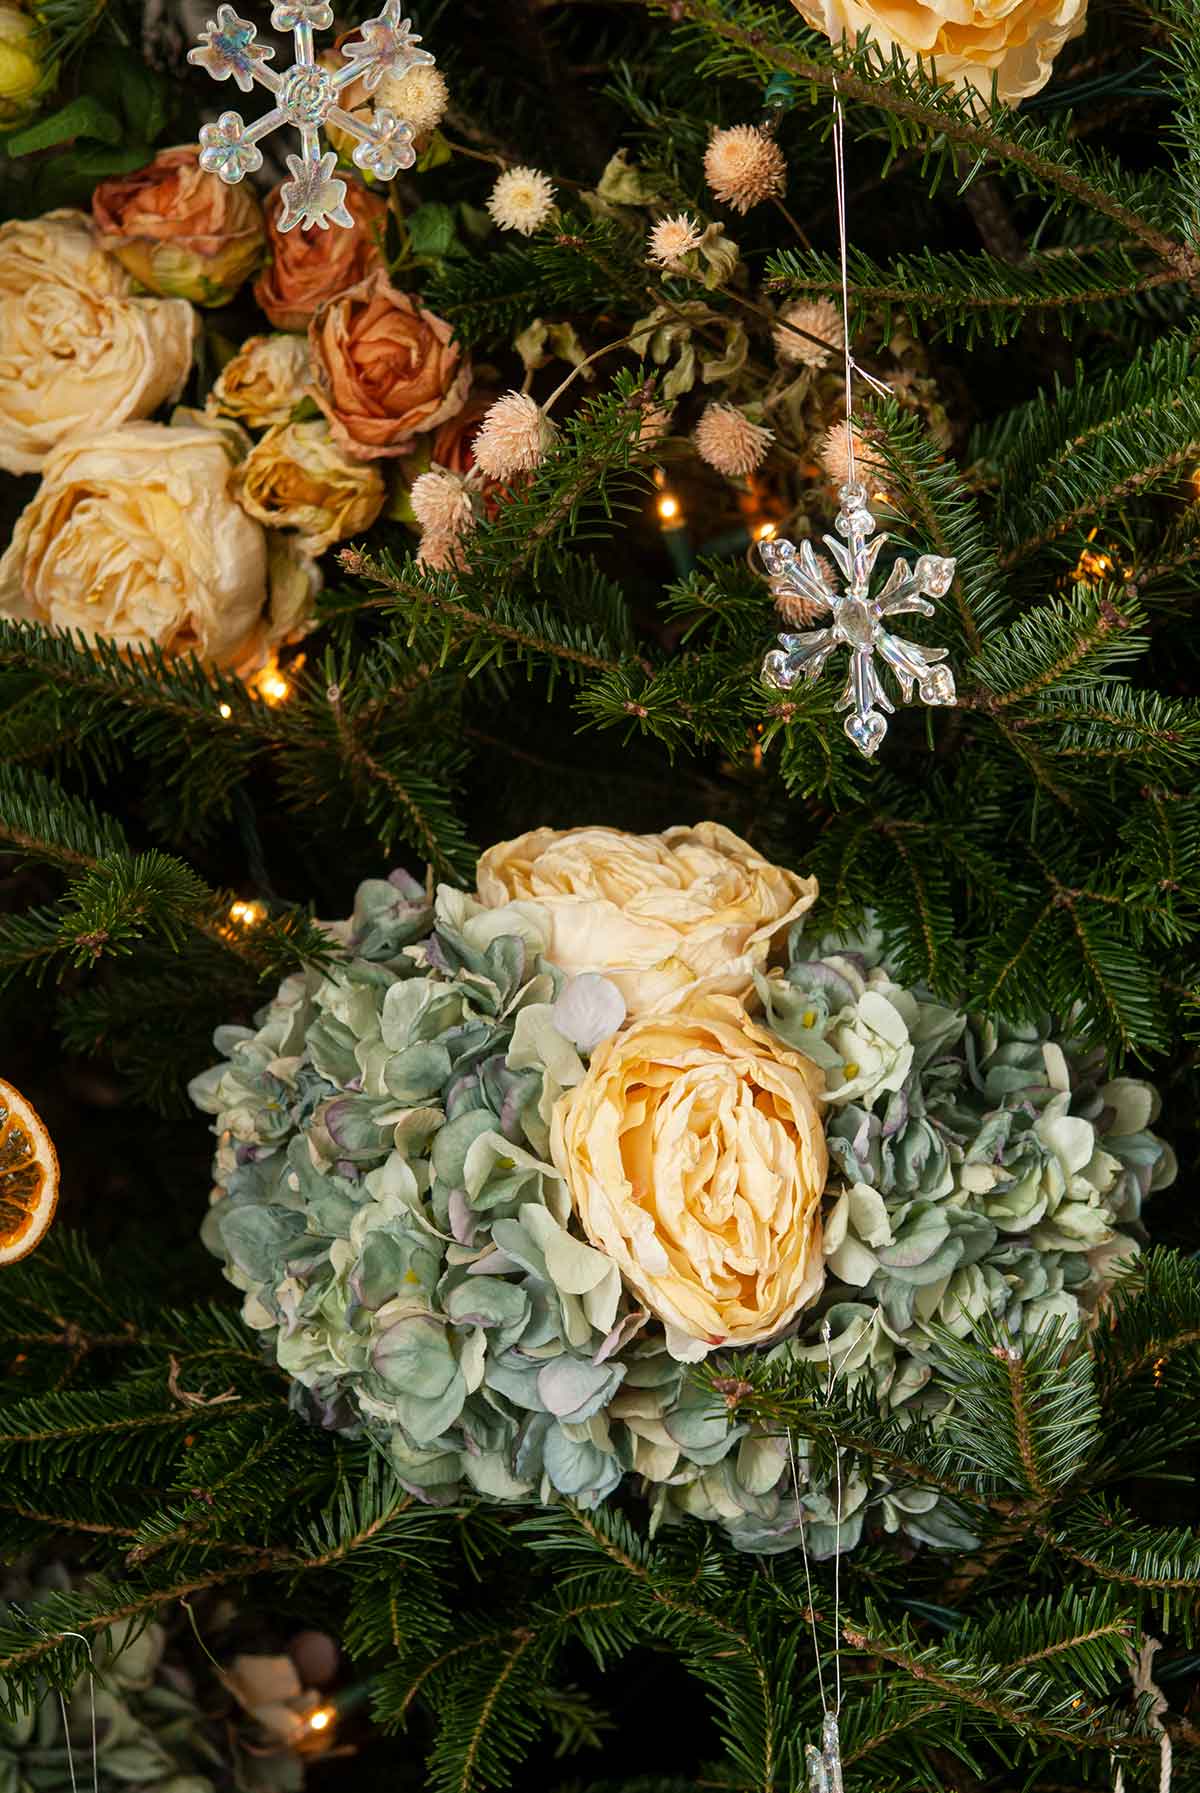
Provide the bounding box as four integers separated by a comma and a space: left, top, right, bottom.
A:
659, 0, 1197, 268
765, 243, 1185, 347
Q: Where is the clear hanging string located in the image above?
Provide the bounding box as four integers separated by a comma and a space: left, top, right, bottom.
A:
788, 1312, 877, 1793
830, 77, 892, 496
9, 1608, 99, 1793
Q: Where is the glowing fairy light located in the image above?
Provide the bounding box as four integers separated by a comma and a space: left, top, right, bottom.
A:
228, 899, 268, 928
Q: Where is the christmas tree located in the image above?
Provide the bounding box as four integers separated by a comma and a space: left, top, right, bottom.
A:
2, 0, 1200, 1787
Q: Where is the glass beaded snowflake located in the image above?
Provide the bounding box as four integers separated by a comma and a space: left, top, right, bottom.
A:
189, 1, 434, 231
759, 482, 957, 758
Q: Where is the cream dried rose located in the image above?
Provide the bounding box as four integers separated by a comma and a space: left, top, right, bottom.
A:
237, 420, 386, 555
476, 822, 816, 1016
0, 419, 318, 668
0, 210, 196, 475
210, 334, 313, 430
791, 0, 1087, 101
550, 995, 828, 1358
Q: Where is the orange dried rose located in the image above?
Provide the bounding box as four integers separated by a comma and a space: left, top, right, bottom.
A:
254, 179, 387, 332
92, 146, 265, 307
307, 272, 470, 461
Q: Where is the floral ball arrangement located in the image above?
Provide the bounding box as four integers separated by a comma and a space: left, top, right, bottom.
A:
191, 825, 1174, 1555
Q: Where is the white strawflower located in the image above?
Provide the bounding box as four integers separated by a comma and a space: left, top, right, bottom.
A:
472, 391, 556, 479
773, 298, 845, 369
703, 125, 786, 215
486, 166, 557, 236
377, 63, 449, 136
410, 467, 475, 539
648, 212, 703, 269
818, 422, 884, 489
693, 402, 773, 478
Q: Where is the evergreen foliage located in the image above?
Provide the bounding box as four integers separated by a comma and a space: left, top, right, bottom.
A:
4, 0, 1200, 1782
0, 1239, 1197, 1789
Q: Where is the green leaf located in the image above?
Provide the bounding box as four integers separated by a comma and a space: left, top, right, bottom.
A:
407, 201, 462, 260
5, 94, 123, 155
87, 46, 169, 144
417, 128, 453, 171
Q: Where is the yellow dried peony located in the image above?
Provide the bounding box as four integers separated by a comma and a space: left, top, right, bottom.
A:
476, 822, 816, 1016
236, 419, 386, 555
210, 334, 312, 431
791, 0, 1088, 102
550, 996, 828, 1358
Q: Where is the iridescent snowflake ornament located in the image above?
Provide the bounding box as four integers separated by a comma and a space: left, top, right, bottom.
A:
760, 483, 957, 758
189, 1, 434, 231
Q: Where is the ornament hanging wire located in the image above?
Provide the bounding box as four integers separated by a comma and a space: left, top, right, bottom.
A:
758, 82, 958, 758
188, 2, 435, 231
788, 1313, 877, 1793
8, 1609, 99, 1793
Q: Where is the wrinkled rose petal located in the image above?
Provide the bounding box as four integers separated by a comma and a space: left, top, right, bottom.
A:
255, 178, 387, 331
551, 994, 828, 1354
0, 210, 196, 475
93, 146, 266, 306
237, 419, 386, 554
307, 272, 470, 461
477, 822, 817, 1017
791, 0, 1088, 101
0, 419, 318, 668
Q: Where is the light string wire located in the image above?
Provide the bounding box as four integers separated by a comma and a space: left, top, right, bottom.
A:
9, 1606, 99, 1793
830, 78, 893, 497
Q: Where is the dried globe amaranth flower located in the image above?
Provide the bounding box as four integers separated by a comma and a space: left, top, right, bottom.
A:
773, 297, 845, 369
818, 422, 885, 489
648, 212, 704, 269
694, 401, 774, 478
411, 467, 476, 539
417, 527, 468, 570
774, 551, 838, 626
472, 391, 557, 479
486, 166, 557, 236
704, 125, 786, 214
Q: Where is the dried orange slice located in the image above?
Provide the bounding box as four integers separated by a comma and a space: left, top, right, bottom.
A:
0, 1078, 59, 1266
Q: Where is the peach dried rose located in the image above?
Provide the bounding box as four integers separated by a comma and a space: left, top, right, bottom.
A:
93, 146, 265, 306
476, 822, 816, 1016
237, 420, 386, 554
307, 272, 469, 461
0, 419, 317, 668
254, 178, 387, 332
0, 210, 195, 475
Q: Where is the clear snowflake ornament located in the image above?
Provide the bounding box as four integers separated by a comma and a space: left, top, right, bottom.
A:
189, 1, 435, 230
759, 483, 957, 758
805, 1714, 845, 1793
